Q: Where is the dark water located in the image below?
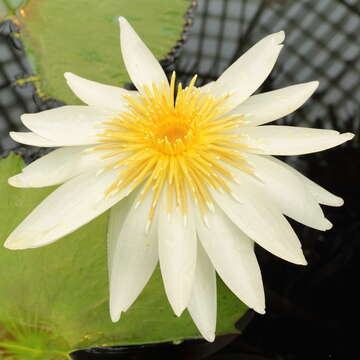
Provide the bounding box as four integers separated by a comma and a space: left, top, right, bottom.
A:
1, 0, 359, 359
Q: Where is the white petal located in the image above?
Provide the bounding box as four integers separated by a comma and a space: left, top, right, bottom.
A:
21, 106, 112, 146
119, 17, 168, 93
199, 81, 215, 93
212, 173, 307, 265
187, 241, 217, 342
210, 31, 284, 107
8, 146, 104, 188
109, 192, 158, 322
107, 195, 134, 280
196, 207, 265, 313
238, 126, 354, 155
268, 157, 344, 207
158, 193, 197, 316
64, 72, 135, 111
4, 169, 130, 250
10, 131, 60, 147
243, 153, 332, 230
230, 81, 319, 126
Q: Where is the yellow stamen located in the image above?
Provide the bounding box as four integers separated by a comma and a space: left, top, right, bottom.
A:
96, 73, 252, 222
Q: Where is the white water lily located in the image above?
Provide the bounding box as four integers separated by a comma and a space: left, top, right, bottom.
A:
4, 17, 353, 342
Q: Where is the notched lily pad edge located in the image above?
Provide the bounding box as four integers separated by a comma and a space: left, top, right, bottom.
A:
12, 0, 197, 105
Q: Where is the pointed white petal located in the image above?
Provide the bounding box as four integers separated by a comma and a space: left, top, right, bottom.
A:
188, 241, 217, 342
243, 153, 332, 230
8, 146, 104, 188
212, 173, 307, 265
268, 156, 344, 207
21, 106, 112, 146
10, 131, 60, 147
4, 169, 130, 250
197, 207, 265, 313
238, 126, 354, 155
107, 195, 134, 283
109, 192, 158, 322
158, 193, 197, 316
230, 81, 319, 126
211, 31, 284, 107
119, 17, 168, 93
64, 72, 135, 111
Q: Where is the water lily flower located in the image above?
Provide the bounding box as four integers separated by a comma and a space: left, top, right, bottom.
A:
4, 17, 353, 342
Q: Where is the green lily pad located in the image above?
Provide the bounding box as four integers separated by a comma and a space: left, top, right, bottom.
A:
17, 0, 189, 104
0, 153, 247, 359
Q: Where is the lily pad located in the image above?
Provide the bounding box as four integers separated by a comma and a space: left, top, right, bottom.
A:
0, 153, 247, 359
17, 0, 189, 104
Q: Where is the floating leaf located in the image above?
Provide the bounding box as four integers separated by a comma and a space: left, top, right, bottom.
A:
17, 0, 190, 103
0, 153, 248, 359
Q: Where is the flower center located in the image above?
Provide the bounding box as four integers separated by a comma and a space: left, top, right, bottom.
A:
96, 72, 252, 224
157, 121, 188, 144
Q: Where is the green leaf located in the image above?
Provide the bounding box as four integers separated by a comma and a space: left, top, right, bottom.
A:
0, 153, 247, 359
18, 0, 190, 103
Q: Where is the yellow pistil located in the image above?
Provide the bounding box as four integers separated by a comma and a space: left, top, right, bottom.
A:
97, 72, 252, 221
